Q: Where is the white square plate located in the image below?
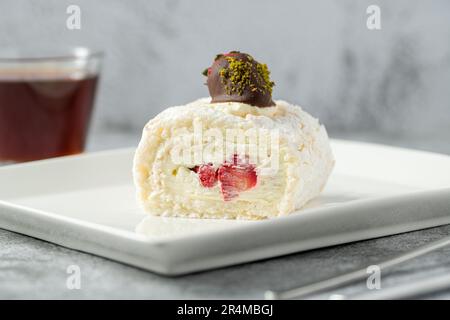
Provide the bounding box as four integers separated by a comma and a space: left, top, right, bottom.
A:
1, 139, 450, 275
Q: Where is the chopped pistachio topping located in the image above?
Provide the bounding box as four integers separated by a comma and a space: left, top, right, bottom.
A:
218, 54, 275, 96
256, 63, 275, 94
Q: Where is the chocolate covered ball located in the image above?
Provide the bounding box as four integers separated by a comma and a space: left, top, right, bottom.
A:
203, 51, 275, 107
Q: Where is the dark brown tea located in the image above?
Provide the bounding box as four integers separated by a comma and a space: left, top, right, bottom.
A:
0, 72, 98, 162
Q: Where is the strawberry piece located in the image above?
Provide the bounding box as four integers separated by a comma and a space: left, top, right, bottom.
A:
197, 164, 217, 188
217, 156, 257, 201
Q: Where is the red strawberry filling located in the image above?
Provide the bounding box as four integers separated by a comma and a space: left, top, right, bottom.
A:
218, 162, 257, 201
192, 155, 257, 201
197, 163, 218, 188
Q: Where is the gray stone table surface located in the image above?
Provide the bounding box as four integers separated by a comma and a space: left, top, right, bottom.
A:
1, 131, 450, 299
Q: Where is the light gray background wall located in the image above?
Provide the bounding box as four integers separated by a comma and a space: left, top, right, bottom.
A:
1, 0, 449, 151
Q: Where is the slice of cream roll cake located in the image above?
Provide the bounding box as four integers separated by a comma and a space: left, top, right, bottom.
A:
133, 52, 334, 220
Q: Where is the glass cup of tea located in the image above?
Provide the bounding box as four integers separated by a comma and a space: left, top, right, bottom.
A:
0, 47, 102, 164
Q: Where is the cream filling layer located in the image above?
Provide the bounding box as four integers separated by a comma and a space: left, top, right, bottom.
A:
145, 127, 293, 218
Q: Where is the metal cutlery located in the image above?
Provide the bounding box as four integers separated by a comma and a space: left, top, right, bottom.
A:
265, 235, 450, 300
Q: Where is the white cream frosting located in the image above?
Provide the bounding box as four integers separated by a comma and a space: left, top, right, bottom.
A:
133, 98, 334, 220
